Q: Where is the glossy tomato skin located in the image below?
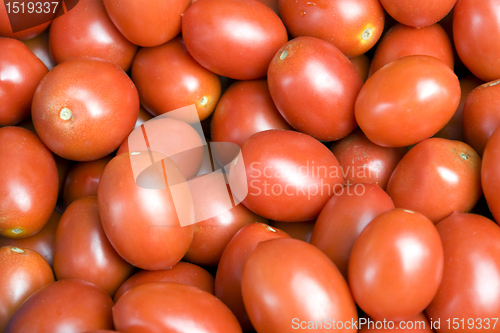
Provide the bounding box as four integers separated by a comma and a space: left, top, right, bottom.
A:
6, 279, 114, 333
104, 0, 190, 47
268, 36, 363, 141
97, 152, 194, 270
215, 222, 290, 331
0, 1, 50, 40
349, 209, 444, 321
310, 183, 395, 279
379, 0, 456, 28
53, 197, 134, 296
49, 0, 138, 71
0, 37, 48, 126
131, 37, 221, 121
114, 261, 215, 302
0, 246, 54, 332
113, 282, 242, 333
386, 138, 482, 223
242, 238, 358, 333
355, 55, 460, 147
278, 0, 384, 57
482, 126, 500, 223
368, 23, 454, 76
182, 0, 288, 80
32, 58, 139, 161
0, 127, 58, 238
211, 79, 291, 147
330, 129, 407, 190
230, 130, 344, 222
426, 213, 500, 332
453, 0, 500, 82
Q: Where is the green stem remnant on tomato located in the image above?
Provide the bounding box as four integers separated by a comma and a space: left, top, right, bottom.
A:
10, 229, 23, 235
199, 96, 208, 106
59, 107, 72, 121
10, 247, 24, 254
279, 50, 288, 60
362, 28, 373, 40
460, 153, 469, 160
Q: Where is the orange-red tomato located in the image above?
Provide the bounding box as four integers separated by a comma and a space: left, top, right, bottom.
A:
482, 126, 500, 223
379, 0, 456, 28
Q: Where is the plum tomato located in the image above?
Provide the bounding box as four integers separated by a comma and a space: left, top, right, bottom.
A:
386, 138, 482, 223
181, 0, 288, 80
229, 129, 344, 222
211, 79, 292, 148
22, 30, 56, 70
355, 55, 460, 147
348, 208, 444, 321
242, 238, 358, 333
32, 58, 139, 161
0, 0, 50, 40
379, 0, 456, 28
131, 37, 221, 121
426, 213, 500, 332
113, 282, 243, 333
0, 246, 54, 332
0, 37, 48, 126
278, 0, 385, 57
5, 279, 114, 333
482, 126, 500, 223
0, 127, 58, 238
310, 183, 395, 279
268, 36, 363, 141
49, 0, 138, 71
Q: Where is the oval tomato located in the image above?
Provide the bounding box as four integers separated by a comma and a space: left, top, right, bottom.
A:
379, 0, 456, 28
482, 126, 500, 223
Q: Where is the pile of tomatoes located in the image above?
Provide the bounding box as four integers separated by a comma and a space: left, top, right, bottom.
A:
1, 0, 500, 332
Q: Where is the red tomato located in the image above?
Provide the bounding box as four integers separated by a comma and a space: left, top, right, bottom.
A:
103, 0, 191, 47
229, 130, 344, 222
358, 313, 432, 332
6, 279, 114, 333
269, 220, 315, 242
131, 37, 221, 121
22, 30, 56, 70
113, 282, 242, 333
379, 0, 456, 28
310, 183, 395, 278
0, 127, 58, 238
182, 0, 288, 80
211, 79, 292, 148
32, 58, 139, 161
278, 0, 385, 57
0, 37, 47, 126
482, 126, 500, 223
426, 213, 500, 332
0, 0, 51, 40
355, 55, 460, 147
0, 246, 54, 332
453, 0, 500, 82
242, 238, 358, 332
386, 138, 482, 223
349, 209, 444, 321
49, 0, 138, 71
268, 36, 363, 141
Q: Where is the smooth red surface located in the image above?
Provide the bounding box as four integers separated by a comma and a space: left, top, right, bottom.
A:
380, 0, 456, 28
482, 126, 500, 223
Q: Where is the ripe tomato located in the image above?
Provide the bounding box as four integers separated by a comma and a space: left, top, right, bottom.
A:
349, 209, 444, 321
268, 36, 363, 141
482, 126, 500, 223
379, 0, 456, 28
0, 0, 50, 40
355, 55, 460, 147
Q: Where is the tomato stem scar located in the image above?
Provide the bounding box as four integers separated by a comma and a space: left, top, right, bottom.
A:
280, 50, 288, 60
362, 28, 373, 40
11, 247, 24, 253
60, 107, 72, 120
266, 225, 276, 232
199, 96, 208, 106
11, 228, 23, 235
460, 153, 469, 160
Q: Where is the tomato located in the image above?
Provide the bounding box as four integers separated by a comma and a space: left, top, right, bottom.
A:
310, 183, 395, 279
32, 58, 139, 161
268, 36, 363, 141
278, 0, 385, 57
269, 220, 315, 242
0, 37, 48, 126
0, 246, 54, 332
379, 0, 456, 28
49, 0, 137, 71
369, 23, 454, 76
215, 222, 290, 331
6, 279, 114, 333
0, 0, 50, 40
386, 138, 482, 223
355, 55, 460, 147
131, 37, 221, 121
330, 129, 407, 190
349, 208, 444, 321
114, 261, 215, 302
242, 238, 358, 332
463, 80, 500, 156
229, 129, 344, 222
453, 0, 500, 82
182, 0, 288, 80
97, 152, 194, 270
0, 127, 58, 238
482, 126, 500, 223
211, 79, 292, 148
426, 213, 500, 332
103, 0, 190, 47
358, 313, 432, 332
113, 282, 242, 333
